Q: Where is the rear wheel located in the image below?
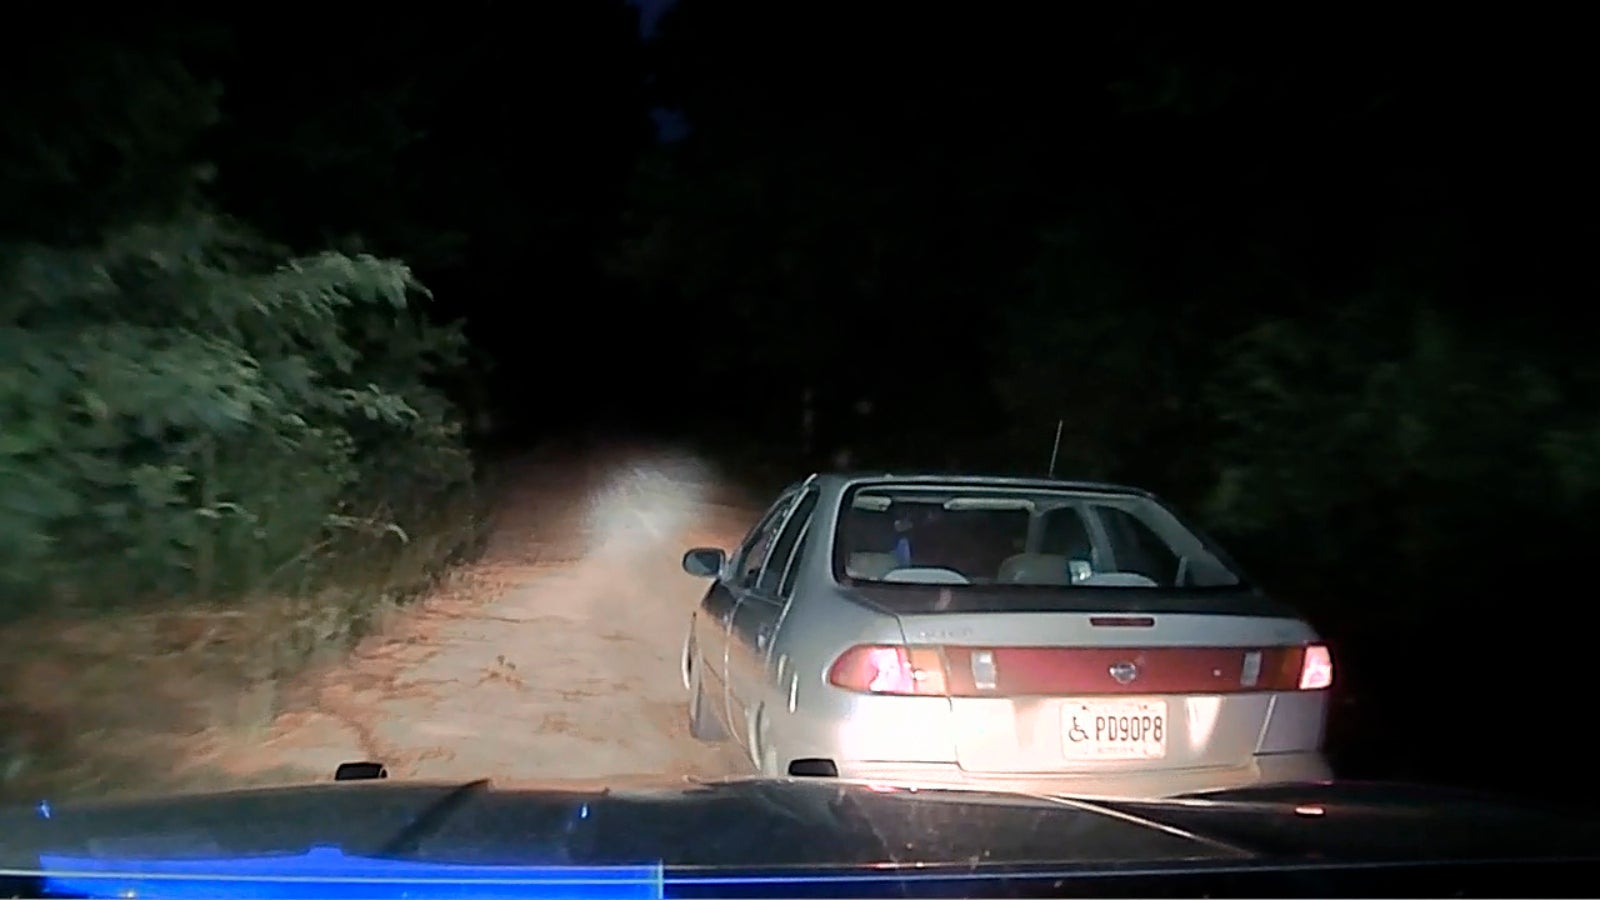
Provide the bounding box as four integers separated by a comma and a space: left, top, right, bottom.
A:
688, 664, 728, 742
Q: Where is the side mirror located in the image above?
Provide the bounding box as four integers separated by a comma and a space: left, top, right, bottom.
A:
682, 547, 727, 578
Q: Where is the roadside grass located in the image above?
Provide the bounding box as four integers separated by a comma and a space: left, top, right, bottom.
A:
0, 438, 785, 808
0, 471, 504, 807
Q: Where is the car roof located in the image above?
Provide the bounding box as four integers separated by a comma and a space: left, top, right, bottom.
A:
786, 472, 1156, 499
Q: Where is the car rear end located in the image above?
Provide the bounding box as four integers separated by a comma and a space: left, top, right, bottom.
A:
793, 477, 1333, 798
824, 605, 1332, 797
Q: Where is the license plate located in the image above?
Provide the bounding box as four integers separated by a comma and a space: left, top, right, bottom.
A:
1061, 699, 1168, 760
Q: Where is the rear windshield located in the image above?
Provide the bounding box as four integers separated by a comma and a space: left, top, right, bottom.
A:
833, 484, 1244, 590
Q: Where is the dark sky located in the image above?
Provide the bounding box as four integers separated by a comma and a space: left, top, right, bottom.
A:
630, 0, 676, 36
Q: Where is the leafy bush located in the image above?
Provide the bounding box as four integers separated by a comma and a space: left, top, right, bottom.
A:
0, 213, 473, 618
990, 226, 1600, 620
1202, 295, 1600, 612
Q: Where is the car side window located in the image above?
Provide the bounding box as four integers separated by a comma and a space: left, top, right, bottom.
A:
778, 519, 813, 599
734, 494, 797, 588
1040, 506, 1094, 560
758, 490, 818, 595
1094, 505, 1181, 585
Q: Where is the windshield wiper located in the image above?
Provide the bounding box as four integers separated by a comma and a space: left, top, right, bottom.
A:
374, 778, 491, 857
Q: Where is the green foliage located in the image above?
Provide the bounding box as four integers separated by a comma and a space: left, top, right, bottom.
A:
991, 213, 1600, 608
992, 226, 1178, 482
0, 214, 472, 617
1203, 295, 1600, 597
636, 0, 1600, 625
0, 26, 223, 244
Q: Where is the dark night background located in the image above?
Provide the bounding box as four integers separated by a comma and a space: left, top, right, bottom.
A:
2, 4, 1597, 804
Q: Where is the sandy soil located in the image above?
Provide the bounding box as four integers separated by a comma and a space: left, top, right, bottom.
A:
170, 442, 761, 789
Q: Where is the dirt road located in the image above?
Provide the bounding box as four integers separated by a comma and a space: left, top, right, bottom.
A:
177, 442, 761, 788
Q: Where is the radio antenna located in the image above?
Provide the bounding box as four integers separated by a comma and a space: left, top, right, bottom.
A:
1047, 419, 1063, 478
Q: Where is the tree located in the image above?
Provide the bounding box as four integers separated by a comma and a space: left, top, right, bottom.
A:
0, 19, 473, 619
0, 20, 222, 244
202, 4, 654, 436
0, 214, 470, 617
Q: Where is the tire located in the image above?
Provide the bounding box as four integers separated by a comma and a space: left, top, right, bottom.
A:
688, 665, 728, 742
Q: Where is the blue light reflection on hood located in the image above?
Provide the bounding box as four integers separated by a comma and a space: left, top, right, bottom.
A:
38, 846, 664, 900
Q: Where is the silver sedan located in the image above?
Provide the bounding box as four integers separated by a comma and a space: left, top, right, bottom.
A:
681, 473, 1333, 799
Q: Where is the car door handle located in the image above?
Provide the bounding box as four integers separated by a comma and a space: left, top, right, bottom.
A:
756, 623, 773, 649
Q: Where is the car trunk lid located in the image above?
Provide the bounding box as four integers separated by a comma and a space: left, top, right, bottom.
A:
852, 585, 1323, 775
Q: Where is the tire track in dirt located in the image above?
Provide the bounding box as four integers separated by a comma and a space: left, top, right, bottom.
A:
175, 442, 761, 788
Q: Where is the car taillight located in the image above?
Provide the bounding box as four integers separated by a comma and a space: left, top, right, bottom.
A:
828, 645, 949, 696
1299, 643, 1334, 690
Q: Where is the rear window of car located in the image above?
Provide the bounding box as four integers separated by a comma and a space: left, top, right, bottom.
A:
832, 483, 1244, 590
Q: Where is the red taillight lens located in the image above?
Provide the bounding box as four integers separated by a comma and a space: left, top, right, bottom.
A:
1299, 643, 1334, 690
828, 645, 949, 695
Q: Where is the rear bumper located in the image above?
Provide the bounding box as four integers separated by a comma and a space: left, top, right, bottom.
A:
824, 751, 1332, 800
